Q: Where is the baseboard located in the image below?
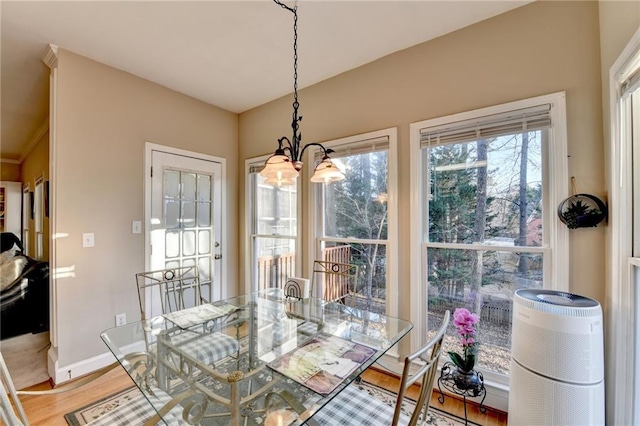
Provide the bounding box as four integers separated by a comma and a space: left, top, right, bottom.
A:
48, 348, 116, 385
47, 340, 145, 385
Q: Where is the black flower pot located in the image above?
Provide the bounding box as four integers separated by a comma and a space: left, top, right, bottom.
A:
452, 368, 482, 394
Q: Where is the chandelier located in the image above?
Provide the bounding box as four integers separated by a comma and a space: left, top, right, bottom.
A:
260, 0, 345, 187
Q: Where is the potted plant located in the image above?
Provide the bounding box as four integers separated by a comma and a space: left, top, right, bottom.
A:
448, 308, 482, 390
558, 194, 607, 229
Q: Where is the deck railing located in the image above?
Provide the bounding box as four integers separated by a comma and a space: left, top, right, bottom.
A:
256, 245, 351, 292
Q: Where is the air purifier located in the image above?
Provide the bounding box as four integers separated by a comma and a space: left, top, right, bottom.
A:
508, 289, 604, 425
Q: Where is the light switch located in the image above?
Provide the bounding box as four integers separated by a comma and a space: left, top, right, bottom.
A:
132, 221, 142, 234
82, 233, 95, 248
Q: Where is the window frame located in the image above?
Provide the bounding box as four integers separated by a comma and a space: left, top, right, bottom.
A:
308, 128, 399, 318
245, 154, 301, 294
607, 27, 640, 426
409, 92, 569, 389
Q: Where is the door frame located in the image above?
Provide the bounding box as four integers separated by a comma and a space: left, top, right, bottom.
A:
144, 142, 228, 300
607, 27, 640, 426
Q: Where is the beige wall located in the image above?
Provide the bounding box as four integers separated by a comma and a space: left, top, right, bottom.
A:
239, 1, 605, 316
21, 130, 50, 261
54, 50, 238, 367
0, 161, 21, 182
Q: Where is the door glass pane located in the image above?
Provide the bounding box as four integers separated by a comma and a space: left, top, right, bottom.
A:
426, 247, 543, 375
198, 175, 211, 201
182, 201, 196, 228
164, 170, 180, 199
198, 256, 211, 281
182, 172, 196, 199
427, 132, 543, 247
165, 201, 180, 229
197, 202, 211, 227
198, 230, 211, 255
165, 232, 180, 258
183, 230, 196, 256
323, 150, 388, 240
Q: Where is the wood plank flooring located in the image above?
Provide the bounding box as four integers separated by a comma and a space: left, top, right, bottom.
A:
18, 367, 507, 425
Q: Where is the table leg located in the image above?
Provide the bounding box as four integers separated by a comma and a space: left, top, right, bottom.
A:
228, 371, 244, 426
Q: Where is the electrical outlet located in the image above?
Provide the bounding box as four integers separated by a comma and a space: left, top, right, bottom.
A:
115, 313, 126, 327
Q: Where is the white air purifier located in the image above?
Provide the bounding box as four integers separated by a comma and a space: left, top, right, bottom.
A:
508, 289, 604, 425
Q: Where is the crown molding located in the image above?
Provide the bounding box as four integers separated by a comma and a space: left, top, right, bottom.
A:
0, 158, 20, 164
18, 117, 50, 163
42, 44, 58, 69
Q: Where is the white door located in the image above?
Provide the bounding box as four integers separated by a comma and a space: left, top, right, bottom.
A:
149, 149, 224, 303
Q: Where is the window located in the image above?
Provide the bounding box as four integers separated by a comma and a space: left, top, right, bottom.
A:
247, 159, 298, 292
410, 93, 568, 382
311, 129, 398, 316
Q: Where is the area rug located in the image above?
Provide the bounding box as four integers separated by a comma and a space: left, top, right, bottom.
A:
64, 386, 140, 426
65, 381, 477, 426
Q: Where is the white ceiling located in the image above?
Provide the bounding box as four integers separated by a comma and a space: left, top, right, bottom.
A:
1, 0, 532, 162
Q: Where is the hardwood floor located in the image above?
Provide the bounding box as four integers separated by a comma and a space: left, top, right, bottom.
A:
18, 367, 507, 425
361, 368, 508, 426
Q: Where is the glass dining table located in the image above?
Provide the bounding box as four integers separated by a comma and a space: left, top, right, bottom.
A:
101, 289, 413, 425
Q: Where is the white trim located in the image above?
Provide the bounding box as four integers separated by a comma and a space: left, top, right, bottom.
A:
409, 92, 569, 404
607, 26, 640, 426
46, 50, 59, 373
308, 128, 398, 318
49, 343, 146, 385
143, 142, 228, 298
41, 44, 58, 69
50, 350, 114, 385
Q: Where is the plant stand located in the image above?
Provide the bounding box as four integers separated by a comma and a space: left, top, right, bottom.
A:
437, 362, 487, 425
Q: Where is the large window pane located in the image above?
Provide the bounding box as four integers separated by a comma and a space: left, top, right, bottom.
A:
428, 132, 543, 247
250, 167, 298, 292
254, 237, 296, 291
323, 150, 388, 240
255, 175, 297, 237
426, 247, 542, 375
322, 241, 387, 314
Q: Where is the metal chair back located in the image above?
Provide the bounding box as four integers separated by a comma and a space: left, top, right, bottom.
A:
135, 265, 208, 320
311, 260, 358, 307
393, 310, 450, 426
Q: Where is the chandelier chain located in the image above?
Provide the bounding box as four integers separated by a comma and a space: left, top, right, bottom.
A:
274, 0, 301, 160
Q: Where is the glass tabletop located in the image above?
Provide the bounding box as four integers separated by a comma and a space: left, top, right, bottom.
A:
101, 288, 412, 425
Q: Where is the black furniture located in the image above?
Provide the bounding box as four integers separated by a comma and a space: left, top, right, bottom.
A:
0, 233, 49, 340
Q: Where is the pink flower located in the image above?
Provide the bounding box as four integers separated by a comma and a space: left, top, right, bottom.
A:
448, 308, 480, 372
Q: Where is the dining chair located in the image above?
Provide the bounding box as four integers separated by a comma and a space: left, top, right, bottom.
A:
135, 266, 240, 368
313, 310, 451, 426
311, 260, 358, 307
0, 351, 187, 426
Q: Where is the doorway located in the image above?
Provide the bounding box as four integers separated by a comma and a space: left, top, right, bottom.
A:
145, 144, 226, 317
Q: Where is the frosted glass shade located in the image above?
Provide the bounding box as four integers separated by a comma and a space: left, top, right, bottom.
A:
260, 154, 299, 180
310, 158, 345, 183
